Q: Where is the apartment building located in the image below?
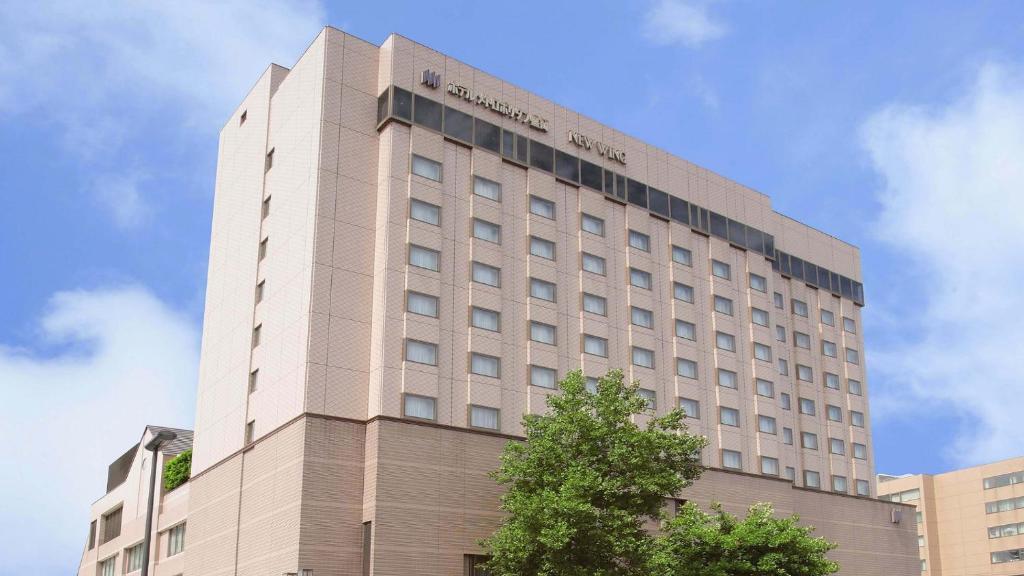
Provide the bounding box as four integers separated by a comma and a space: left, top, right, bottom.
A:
879, 457, 1024, 575
78, 27, 920, 576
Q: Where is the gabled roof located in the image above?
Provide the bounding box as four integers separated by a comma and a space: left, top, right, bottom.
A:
105, 426, 194, 494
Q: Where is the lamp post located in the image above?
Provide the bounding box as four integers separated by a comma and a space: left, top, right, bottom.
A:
141, 430, 176, 576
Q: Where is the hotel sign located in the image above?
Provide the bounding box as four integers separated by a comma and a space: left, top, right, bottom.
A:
446, 81, 550, 132
567, 130, 626, 165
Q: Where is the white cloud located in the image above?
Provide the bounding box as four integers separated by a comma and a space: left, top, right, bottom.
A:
863, 63, 1024, 467
91, 171, 150, 229
0, 0, 325, 224
0, 286, 199, 575
642, 0, 726, 48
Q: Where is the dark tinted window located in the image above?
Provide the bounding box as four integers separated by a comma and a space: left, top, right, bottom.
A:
615, 174, 626, 200
670, 196, 689, 224
474, 119, 501, 153
627, 179, 647, 208
746, 227, 764, 254
413, 95, 442, 131
443, 106, 473, 142
603, 170, 614, 195
555, 150, 580, 183
516, 134, 529, 164
764, 234, 775, 257
779, 253, 791, 276
648, 187, 670, 218
377, 89, 390, 124
710, 212, 727, 238
727, 219, 746, 246
392, 86, 412, 120
581, 160, 603, 191
791, 257, 805, 280
501, 130, 515, 159
529, 140, 554, 172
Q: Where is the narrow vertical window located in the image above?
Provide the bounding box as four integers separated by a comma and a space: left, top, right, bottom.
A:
265, 148, 274, 172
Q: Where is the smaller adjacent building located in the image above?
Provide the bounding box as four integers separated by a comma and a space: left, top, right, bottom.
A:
878, 456, 1024, 576
78, 426, 192, 576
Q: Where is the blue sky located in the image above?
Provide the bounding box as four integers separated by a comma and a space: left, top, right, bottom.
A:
2, 1, 1023, 573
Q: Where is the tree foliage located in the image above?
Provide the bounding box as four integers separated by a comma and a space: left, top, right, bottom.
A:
162, 449, 191, 491
650, 502, 839, 576
482, 369, 707, 576
481, 369, 839, 576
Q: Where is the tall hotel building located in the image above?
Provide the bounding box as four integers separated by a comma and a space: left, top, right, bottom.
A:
879, 457, 1024, 575
77, 28, 920, 576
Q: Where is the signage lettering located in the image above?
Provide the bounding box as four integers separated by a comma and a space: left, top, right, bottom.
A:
446, 82, 549, 132
567, 130, 626, 164
421, 69, 441, 89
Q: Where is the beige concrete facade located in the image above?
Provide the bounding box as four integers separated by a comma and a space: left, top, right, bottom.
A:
80, 27, 918, 576
879, 458, 1024, 576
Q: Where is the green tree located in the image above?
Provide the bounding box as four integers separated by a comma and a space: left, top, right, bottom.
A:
650, 502, 839, 576
481, 369, 707, 576
162, 449, 191, 491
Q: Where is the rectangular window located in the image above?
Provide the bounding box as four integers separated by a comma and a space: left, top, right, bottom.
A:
125, 542, 143, 573
469, 405, 500, 430
530, 278, 556, 302
783, 427, 794, 445
856, 480, 870, 496
775, 325, 786, 342
265, 148, 274, 171
530, 236, 556, 260
714, 295, 734, 316
799, 397, 816, 416
407, 291, 439, 318
672, 245, 692, 266
832, 475, 848, 493
751, 308, 769, 326
797, 364, 813, 382
821, 309, 835, 326
848, 379, 863, 395
843, 316, 857, 333
405, 339, 438, 366
470, 353, 501, 378
761, 456, 780, 476
249, 370, 258, 394
473, 175, 501, 201
673, 282, 694, 303
585, 377, 599, 393
530, 365, 557, 389
829, 438, 846, 455
827, 405, 842, 422
581, 213, 604, 236
411, 154, 442, 181
582, 252, 606, 275
472, 218, 501, 244
629, 268, 652, 289
255, 280, 265, 303
638, 388, 657, 410
825, 372, 840, 390
983, 471, 1024, 489
628, 230, 650, 252
780, 392, 791, 410
529, 321, 556, 345
529, 195, 555, 219
989, 522, 1024, 539
679, 397, 700, 419
631, 307, 653, 329
792, 299, 808, 317
756, 378, 774, 398
88, 520, 97, 550
404, 394, 436, 420
259, 238, 268, 261
720, 406, 740, 427
470, 307, 500, 332
754, 343, 772, 362
582, 293, 607, 315
749, 273, 767, 292
712, 259, 731, 280
758, 414, 777, 434
99, 556, 116, 576
794, 331, 811, 349
822, 340, 838, 357
715, 331, 736, 352
802, 432, 819, 450
245, 420, 255, 444
804, 470, 821, 489
846, 348, 860, 364
632, 347, 655, 369
986, 497, 1024, 514
851, 410, 865, 427
167, 523, 186, 556
583, 335, 608, 357
717, 368, 737, 389
472, 262, 501, 287
240, 109, 248, 125
853, 443, 867, 459
262, 196, 270, 219
674, 358, 697, 380
408, 244, 440, 271
774, 292, 784, 309
722, 449, 742, 470
410, 198, 441, 225
785, 467, 796, 481
675, 320, 696, 341
251, 324, 261, 349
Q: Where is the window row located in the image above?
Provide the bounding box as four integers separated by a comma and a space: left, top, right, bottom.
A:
986, 496, 1024, 514
722, 450, 869, 495
983, 470, 1024, 490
